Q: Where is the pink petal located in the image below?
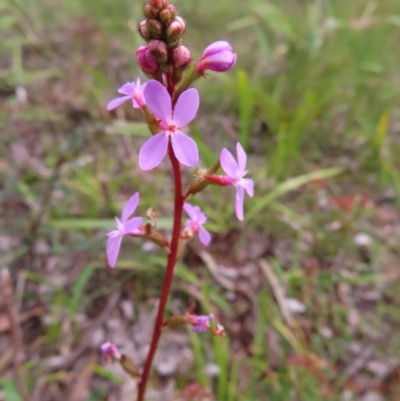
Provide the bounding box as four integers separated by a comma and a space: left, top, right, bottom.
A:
171, 131, 199, 167
197, 213, 207, 225
202, 41, 232, 57
236, 142, 247, 174
107, 234, 123, 268
107, 96, 130, 111
234, 186, 245, 221
121, 193, 139, 223
173, 88, 199, 128
124, 217, 143, 234
198, 226, 211, 246
184, 202, 197, 220
242, 178, 254, 197
205, 52, 236, 70
220, 148, 239, 178
139, 132, 169, 170
143, 80, 172, 123
118, 83, 135, 96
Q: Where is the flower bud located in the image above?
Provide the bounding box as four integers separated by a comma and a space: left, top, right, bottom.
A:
166, 16, 186, 43
148, 0, 169, 10
148, 39, 168, 63
167, 38, 182, 49
144, 5, 159, 19
136, 45, 158, 75
196, 41, 237, 73
159, 8, 172, 23
172, 45, 191, 69
100, 342, 121, 364
166, 5, 176, 19
147, 19, 163, 39
138, 20, 151, 41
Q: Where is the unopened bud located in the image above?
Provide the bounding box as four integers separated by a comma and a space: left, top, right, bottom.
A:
147, 19, 163, 38
149, 39, 168, 63
172, 45, 191, 69
138, 20, 151, 41
196, 41, 237, 73
136, 45, 158, 76
166, 5, 176, 19
166, 16, 186, 43
159, 8, 172, 23
148, 0, 169, 10
144, 5, 159, 19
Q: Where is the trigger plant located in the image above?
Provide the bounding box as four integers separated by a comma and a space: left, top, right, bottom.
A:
102, 1, 253, 399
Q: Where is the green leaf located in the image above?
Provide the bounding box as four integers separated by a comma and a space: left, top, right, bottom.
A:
71, 266, 94, 313
3, 380, 23, 401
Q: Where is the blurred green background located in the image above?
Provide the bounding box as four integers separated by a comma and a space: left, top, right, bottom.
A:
1, 0, 400, 400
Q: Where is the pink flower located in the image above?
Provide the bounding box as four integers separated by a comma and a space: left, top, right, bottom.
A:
139, 80, 199, 170
190, 314, 214, 333
185, 313, 225, 336
196, 41, 236, 73
220, 143, 254, 221
107, 78, 146, 111
106, 193, 143, 268
100, 342, 121, 364
183, 203, 211, 246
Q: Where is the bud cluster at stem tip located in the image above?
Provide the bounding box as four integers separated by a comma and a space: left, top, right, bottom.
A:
136, 0, 191, 80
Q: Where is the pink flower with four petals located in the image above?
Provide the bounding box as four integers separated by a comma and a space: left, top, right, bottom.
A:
139, 80, 199, 170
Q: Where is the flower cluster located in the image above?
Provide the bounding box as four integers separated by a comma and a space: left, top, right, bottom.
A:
103, 1, 254, 398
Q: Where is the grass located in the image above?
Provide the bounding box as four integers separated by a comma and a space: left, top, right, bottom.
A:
1, 0, 400, 400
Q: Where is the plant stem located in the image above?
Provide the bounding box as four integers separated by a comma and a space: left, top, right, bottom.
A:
137, 144, 183, 401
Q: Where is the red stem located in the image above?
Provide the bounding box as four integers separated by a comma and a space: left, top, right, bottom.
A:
137, 143, 183, 401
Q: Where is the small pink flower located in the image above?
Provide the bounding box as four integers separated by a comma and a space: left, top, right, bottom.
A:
106, 193, 143, 268
183, 203, 211, 246
107, 78, 146, 111
100, 342, 121, 364
196, 41, 236, 73
139, 80, 199, 170
185, 313, 225, 336
186, 313, 214, 333
220, 143, 254, 221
